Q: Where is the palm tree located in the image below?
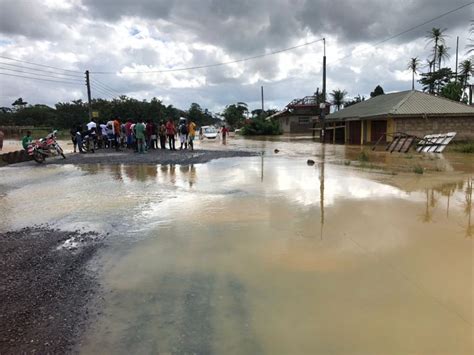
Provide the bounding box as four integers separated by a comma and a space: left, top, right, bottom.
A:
466, 21, 474, 54
330, 89, 347, 111
436, 44, 450, 69
458, 59, 473, 89
407, 57, 421, 90
426, 27, 447, 71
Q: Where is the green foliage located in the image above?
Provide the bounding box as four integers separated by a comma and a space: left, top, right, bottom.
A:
222, 103, 247, 129
241, 117, 282, 136
452, 142, 474, 153
330, 89, 347, 111
187, 103, 219, 126
357, 150, 370, 162
370, 85, 385, 98
345, 94, 365, 107
0, 96, 187, 129
413, 165, 424, 174
440, 82, 464, 102
418, 67, 452, 94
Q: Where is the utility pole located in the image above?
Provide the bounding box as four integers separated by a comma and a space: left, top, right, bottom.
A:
455, 36, 459, 83
321, 38, 327, 143
85, 70, 92, 121
261, 86, 264, 112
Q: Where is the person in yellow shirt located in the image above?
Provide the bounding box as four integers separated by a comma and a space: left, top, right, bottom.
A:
187, 120, 197, 150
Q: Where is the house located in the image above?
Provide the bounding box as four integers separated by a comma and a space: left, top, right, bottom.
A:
325, 90, 474, 144
269, 95, 330, 134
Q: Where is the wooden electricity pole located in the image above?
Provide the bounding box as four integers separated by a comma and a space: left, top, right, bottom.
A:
85, 70, 92, 121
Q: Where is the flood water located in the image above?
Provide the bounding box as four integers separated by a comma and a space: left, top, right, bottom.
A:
0, 137, 473, 354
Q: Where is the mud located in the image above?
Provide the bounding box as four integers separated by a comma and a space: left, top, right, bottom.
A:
0, 227, 102, 354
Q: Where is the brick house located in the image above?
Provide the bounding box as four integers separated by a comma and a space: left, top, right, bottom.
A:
325, 90, 474, 144
269, 95, 330, 134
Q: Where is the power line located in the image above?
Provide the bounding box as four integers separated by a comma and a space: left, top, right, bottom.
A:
91, 38, 325, 74
90, 81, 119, 97
0, 66, 83, 83
0, 61, 84, 78
91, 79, 122, 96
91, 85, 114, 99
92, 78, 123, 96
0, 72, 82, 85
90, 83, 117, 98
333, 2, 474, 64
0, 54, 83, 74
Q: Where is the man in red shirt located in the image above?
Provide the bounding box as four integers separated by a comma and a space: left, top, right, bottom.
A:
125, 119, 133, 148
165, 118, 176, 150
221, 125, 229, 142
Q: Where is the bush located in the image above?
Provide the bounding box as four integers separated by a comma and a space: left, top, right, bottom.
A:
357, 150, 369, 162
413, 165, 424, 174
241, 117, 282, 136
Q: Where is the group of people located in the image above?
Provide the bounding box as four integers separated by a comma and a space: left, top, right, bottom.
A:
70, 117, 198, 154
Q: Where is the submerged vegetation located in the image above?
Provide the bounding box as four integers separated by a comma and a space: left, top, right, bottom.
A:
451, 142, 474, 153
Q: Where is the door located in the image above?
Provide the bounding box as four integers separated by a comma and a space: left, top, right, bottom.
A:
371, 120, 387, 143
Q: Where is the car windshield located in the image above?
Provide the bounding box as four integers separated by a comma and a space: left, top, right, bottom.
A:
204, 127, 217, 133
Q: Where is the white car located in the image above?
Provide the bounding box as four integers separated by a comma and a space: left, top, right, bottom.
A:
200, 126, 218, 139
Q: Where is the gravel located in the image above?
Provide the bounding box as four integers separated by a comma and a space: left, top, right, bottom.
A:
0, 227, 103, 354
40, 148, 257, 166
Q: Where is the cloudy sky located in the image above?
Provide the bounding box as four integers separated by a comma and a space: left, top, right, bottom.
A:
0, 0, 472, 113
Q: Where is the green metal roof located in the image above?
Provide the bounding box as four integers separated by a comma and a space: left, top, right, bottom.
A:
327, 90, 474, 121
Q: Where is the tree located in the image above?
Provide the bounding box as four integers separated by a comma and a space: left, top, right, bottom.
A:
418, 67, 452, 93
426, 27, 447, 72
330, 89, 347, 111
440, 82, 464, 102
222, 104, 247, 128
345, 94, 366, 107
407, 57, 421, 90
370, 85, 385, 98
436, 44, 450, 69
458, 59, 473, 89
466, 21, 474, 54
12, 97, 28, 111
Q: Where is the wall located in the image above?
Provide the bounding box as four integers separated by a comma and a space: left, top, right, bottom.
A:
395, 116, 474, 140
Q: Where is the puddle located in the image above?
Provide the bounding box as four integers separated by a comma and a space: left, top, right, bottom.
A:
0, 138, 472, 354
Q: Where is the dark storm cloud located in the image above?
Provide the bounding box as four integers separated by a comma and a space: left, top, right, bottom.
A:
0, 0, 55, 38
80, 0, 473, 55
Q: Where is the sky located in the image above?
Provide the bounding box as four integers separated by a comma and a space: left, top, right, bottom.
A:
0, 0, 472, 114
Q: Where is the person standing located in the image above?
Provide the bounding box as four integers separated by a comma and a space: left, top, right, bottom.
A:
70, 126, 77, 152
221, 125, 229, 142
146, 120, 154, 150
75, 125, 85, 153
166, 118, 176, 151
188, 120, 197, 151
86, 118, 97, 149
113, 117, 121, 151
159, 121, 167, 149
125, 119, 133, 148
135, 119, 146, 154
178, 119, 188, 150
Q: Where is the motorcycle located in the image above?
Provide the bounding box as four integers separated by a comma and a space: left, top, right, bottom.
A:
27, 130, 66, 163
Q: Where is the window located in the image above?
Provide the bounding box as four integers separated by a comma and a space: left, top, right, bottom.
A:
298, 117, 310, 124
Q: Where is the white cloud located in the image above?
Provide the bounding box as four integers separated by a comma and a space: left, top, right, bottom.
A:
0, 0, 472, 113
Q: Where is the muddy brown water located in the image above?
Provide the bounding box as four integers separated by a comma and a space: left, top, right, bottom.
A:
0, 137, 472, 354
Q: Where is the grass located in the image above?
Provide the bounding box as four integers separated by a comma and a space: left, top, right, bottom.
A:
413, 164, 424, 174
357, 150, 370, 162
451, 142, 474, 154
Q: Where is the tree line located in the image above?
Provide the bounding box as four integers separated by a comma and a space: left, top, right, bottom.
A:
0, 96, 222, 129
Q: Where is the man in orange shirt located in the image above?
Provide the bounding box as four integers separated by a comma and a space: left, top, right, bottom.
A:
113, 117, 121, 151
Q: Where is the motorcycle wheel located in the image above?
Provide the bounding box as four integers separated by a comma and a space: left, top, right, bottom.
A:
56, 145, 66, 159
33, 151, 45, 163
